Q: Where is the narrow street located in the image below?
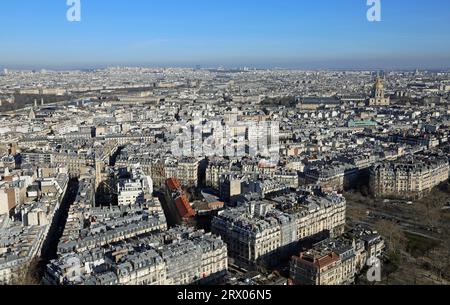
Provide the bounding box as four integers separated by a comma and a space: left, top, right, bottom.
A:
155, 190, 181, 228
33, 179, 80, 281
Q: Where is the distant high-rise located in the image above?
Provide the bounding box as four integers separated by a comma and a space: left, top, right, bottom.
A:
3, 68, 7, 75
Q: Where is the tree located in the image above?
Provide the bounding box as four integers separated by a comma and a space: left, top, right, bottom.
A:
427, 247, 447, 281
347, 205, 367, 224
412, 202, 441, 230
440, 227, 450, 280
374, 220, 406, 264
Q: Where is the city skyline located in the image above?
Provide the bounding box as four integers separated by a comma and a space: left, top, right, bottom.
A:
1, 0, 450, 69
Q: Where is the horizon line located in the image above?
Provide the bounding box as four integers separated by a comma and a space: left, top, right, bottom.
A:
2, 65, 450, 72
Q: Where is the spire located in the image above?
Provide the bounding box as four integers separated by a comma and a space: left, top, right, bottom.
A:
29, 107, 36, 120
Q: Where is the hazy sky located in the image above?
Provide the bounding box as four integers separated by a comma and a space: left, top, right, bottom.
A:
1, 0, 450, 69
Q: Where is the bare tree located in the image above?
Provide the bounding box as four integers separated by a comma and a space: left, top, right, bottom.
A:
412, 201, 442, 230
427, 247, 447, 281
347, 205, 367, 224
374, 220, 406, 263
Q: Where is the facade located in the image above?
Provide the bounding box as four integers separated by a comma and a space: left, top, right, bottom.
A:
148, 158, 199, 188
0, 173, 69, 284
205, 159, 232, 190
165, 158, 199, 187
44, 227, 228, 285
290, 226, 384, 285
0, 172, 32, 216
117, 180, 145, 205
304, 162, 359, 192
0, 187, 17, 215
21, 152, 94, 178
219, 172, 297, 204
117, 168, 153, 206
212, 202, 297, 268
370, 155, 449, 199
212, 191, 346, 268
219, 173, 244, 204
177, 158, 199, 187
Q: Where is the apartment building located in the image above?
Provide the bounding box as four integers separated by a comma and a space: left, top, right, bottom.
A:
290, 226, 384, 285
205, 159, 232, 190
304, 162, 359, 192
370, 155, 449, 199
45, 227, 227, 285
117, 168, 153, 206
212, 191, 346, 269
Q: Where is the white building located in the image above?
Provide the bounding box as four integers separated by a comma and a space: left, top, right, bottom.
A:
117, 167, 153, 206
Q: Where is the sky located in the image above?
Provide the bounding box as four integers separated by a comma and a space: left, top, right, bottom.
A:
0, 0, 450, 70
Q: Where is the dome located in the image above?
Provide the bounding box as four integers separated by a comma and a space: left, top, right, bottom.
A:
374, 78, 384, 90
